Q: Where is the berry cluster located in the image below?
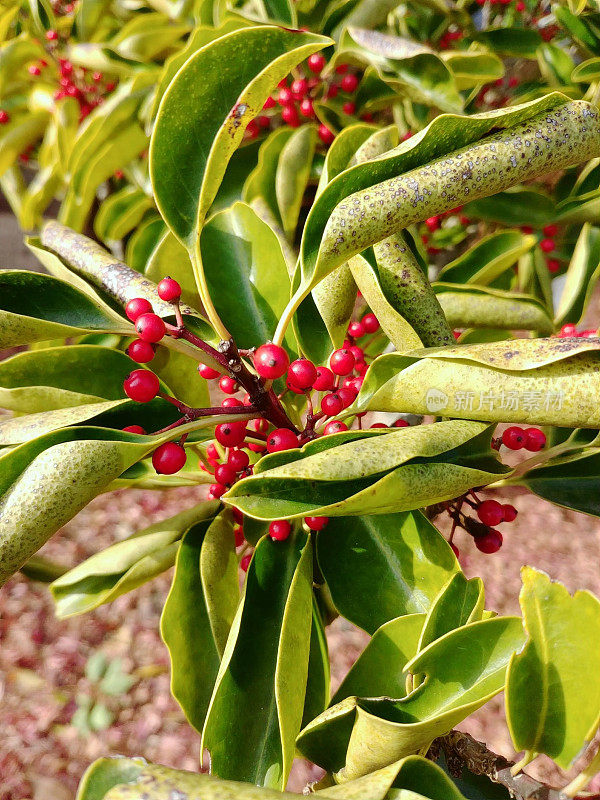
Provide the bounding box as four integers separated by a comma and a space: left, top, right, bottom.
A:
501, 426, 546, 452
244, 57, 362, 146
420, 206, 471, 256
559, 323, 599, 338
443, 492, 519, 557
520, 223, 562, 273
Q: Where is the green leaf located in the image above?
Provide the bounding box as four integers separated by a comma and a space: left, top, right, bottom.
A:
572, 57, 600, 82
417, 572, 485, 654
95, 186, 154, 244
110, 13, 190, 61
0, 111, 49, 180
356, 338, 600, 428
225, 421, 509, 521
75, 757, 144, 800
202, 532, 313, 789
126, 216, 166, 273
463, 189, 555, 227
442, 51, 504, 89
161, 509, 238, 734
506, 567, 600, 769
433, 284, 554, 334
276, 124, 316, 239
51, 503, 217, 618
437, 230, 536, 285
317, 511, 459, 634
331, 614, 426, 704
0, 271, 129, 349
244, 126, 296, 225
476, 27, 542, 57
296, 617, 525, 780
554, 223, 600, 325
302, 598, 331, 728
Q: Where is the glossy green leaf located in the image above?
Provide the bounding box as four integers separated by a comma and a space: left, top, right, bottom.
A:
463, 189, 555, 227
126, 216, 167, 273
317, 510, 459, 634
244, 126, 296, 226
144, 229, 200, 310
0, 111, 49, 180
434, 284, 554, 334
555, 223, 600, 325
276, 124, 316, 239
51, 503, 217, 618
476, 27, 542, 57
110, 13, 190, 61
296, 617, 525, 780
506, 567, 600, 769
437, 230, 536, 285
357, 338, 600, 428
417, 572, 485, 654
226, 421, 509, 521
302, 599, 331, 729
572, 57, 600, 82
75, 757, 145, 800
150, 345, 210, 410
442, 51, 504, 89
95, 186, 154, 243
161, 509, 238, 734
202, 532, 313, 789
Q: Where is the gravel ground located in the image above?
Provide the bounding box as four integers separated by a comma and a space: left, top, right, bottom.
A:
1, 481, 599, 799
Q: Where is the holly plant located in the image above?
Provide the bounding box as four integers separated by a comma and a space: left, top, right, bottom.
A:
2, 1, 600, 800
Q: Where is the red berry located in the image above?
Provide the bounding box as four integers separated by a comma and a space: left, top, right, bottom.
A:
219, 375, 239, 394
324, 420, 348, 435
502, 504, 518, 522
228, 449, 250, 471
502, 426, 526, 450
307, 53, 326, 74
198, 363, 221, 379
342, 101, 356, 115
475, 529, 503, 554
123, 425, 145, 434
0, 110, 9, 124
207, 443, 219, 461
135, 313, 166, 343
304, 516, 329, 530
543, 224, 558, 237
291, 78, 308, 99
257, 115, 270, 128
288, 358, 317, 390
524, 427, 546, 452
28, 64, 41, 76
266, 428, 299, 453
349, 345, 364, 361
516, 0, 525, 9
547, 259, 561, 273
318, 124, 335, 145
125, 297, 153, 322
281, 105, 299, 127
521, 225, 534, 234
93, 71, 103, 82
348, 321, 365, 338
340, 73, 358, 92
245, 119, 259, 139
240, 553, 252, 571
249, 417, 269, 434
263, 96, 276, 109
335, 63, 348, 74
425, 216, 440, 232
127, 339, 155, 363
330, 348, 355, 376
286, 376, 305, 395
222, 397, 240, 408
355, 361, 368, 375
326, 83, 338, 99
394, 418, 409, 427
321, 393, 344, 416
560, 323, 577, 337
313, 366, 335, 391
124, 369, 159, 402
477, 499, 504, 526
157, 276, 181, 302
46, 29, 58, 40
254, 343, 289, 379
234, 525, 245, 547
209, 483, 227, 498
278, 87, 293, 106
232, 506, 244, 524
215, 462, 237, 485
152, 442, 187, 474
215, 421, 247, 448
370, 422, 388, 429
539, 238, 555, 253
269, 520, 292, 541
299, 98, 314, 117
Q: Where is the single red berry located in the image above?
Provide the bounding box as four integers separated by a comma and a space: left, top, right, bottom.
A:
242, 393, 252, 405
475, 529, 503, 554
0, 110, 9, 124
349, 345, 364, 361
46, 29, 58, 40
278, 87, 293, 106
355, 361, 368, 375
299, 98, 314, 117
524, 427, 546, 451
543, 224, 558, 237
266, 428, 299, 453
313, 366, 335, 391
547, 259, 561, 273
152, 442, 187, 474
198, 363, 221, 379
326, 83, 338, 99
28, 64, 41, 76
219, 375, 239, 394
324, 420, 348, 435
307, 53, 326, 74
124, 369, 159, 402
342, 101, 356, 115
215, 462, 237, 486
245, 119, 259, 139
425, 216, 440, 232
394, 418, 409, 427
321, 393, 344, 416
240, 553, 252, 571
516, 0, 525, 9
335, 63, 348, 74
263, 96, 276, 109
370, 422, 388, 429
269, 520, 292, 541
348, 321, 365, 338
330, 348, 355, 376
123, 424, 145, 434
502, 426, 526, 450
222, 397, 240, 408
157, 276, 181, 302
345, 377, 363, 393
215, 421, 247, 448
232, 506, 244, 524
125, 297, 153, 322
228, 449, 250, 471
254, 343, 289, 379
257, 115, 270, 128
521, 225, 534, 234
450, 542, 460, 558
540, 237, 555, 253
209, 483, 227, 498
135, 313, 166, 343
207, 443, 219, 461
92, 71, 103, 82
286, 376, 305, 395
318, 124, 335, 145
477, 499, 505, 526
502, 504, 518, 522
304, 516, 329, 530
340, 73, 358, 92
560, 323, 577, 337
248, 442, 266, 453
337, 387, 356, 408
249, 417, 269, 434
127, 339, 155, 363
291, 78, 308, 99
362, 313, 379, 334
281, 105, 299, 127
288, 358, 317, 390
234, 525, 245, 547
